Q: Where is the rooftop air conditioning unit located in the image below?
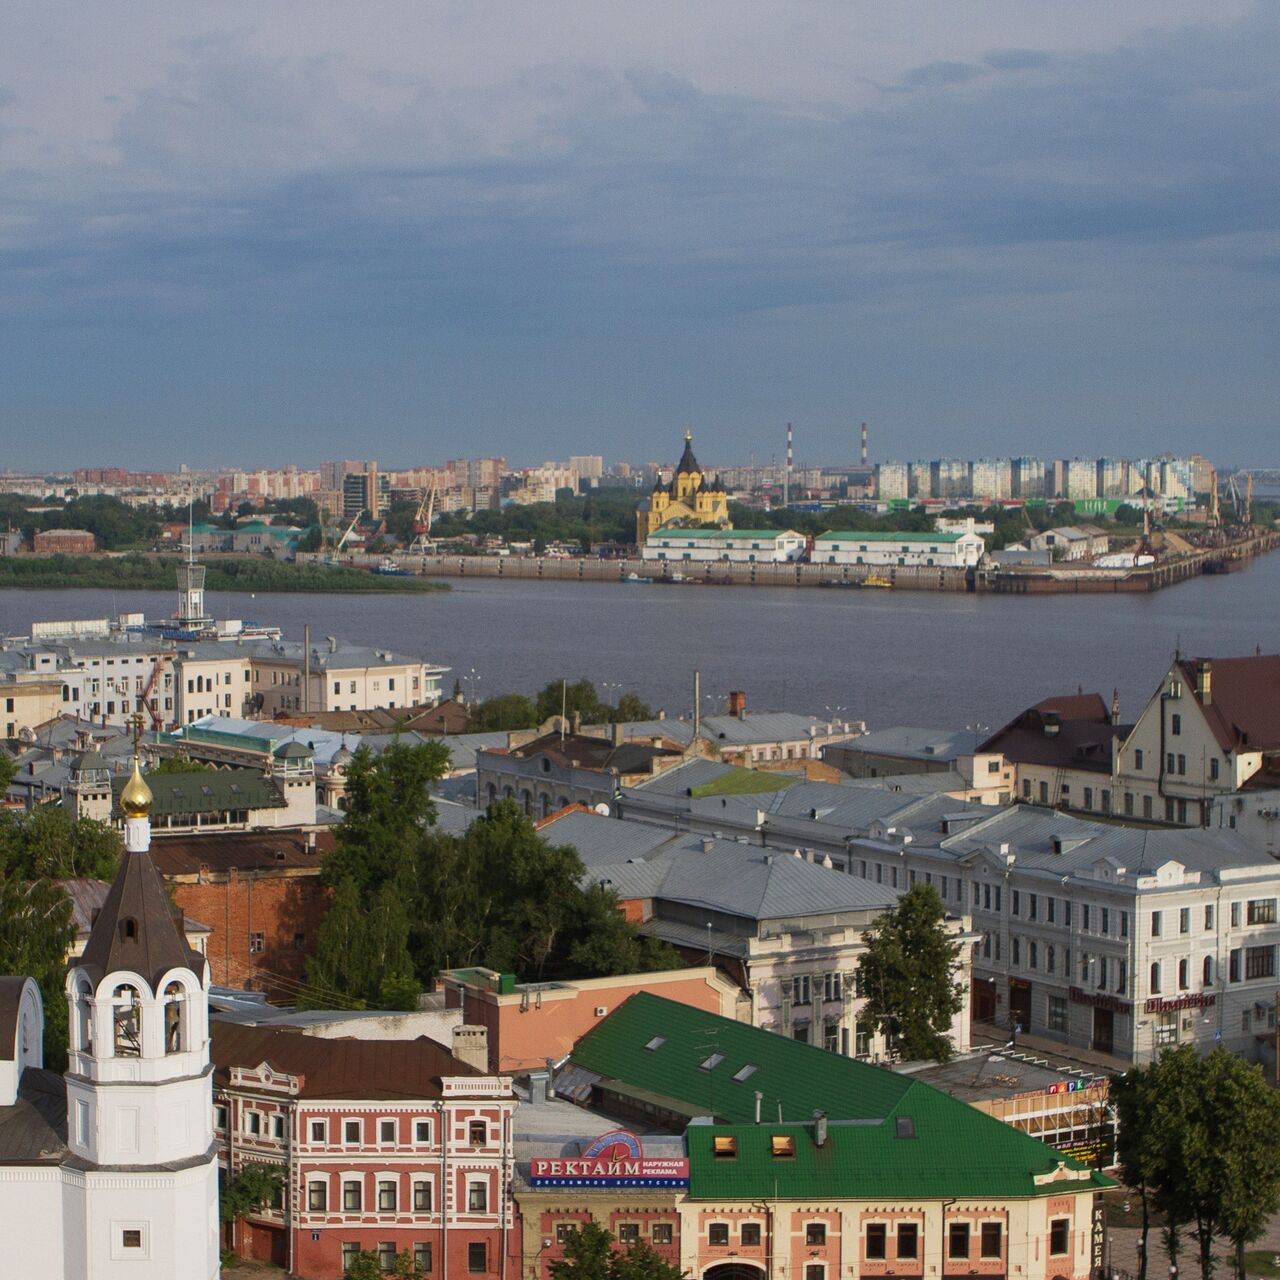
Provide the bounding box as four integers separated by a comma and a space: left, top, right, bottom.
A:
594, 1006, 608, 1017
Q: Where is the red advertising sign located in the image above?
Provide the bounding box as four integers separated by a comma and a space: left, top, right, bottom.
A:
530, 1130, 689, 1188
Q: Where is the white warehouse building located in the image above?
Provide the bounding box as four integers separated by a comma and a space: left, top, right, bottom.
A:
813, 529, 986, 569
642, 529, 806, 563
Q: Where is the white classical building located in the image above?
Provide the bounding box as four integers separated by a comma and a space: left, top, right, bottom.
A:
642, 528, 805, 563
812, 529, 985, 569
0, 756, 221, 1278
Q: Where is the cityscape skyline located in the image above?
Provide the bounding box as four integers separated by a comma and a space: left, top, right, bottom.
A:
2, 2, 1278, 468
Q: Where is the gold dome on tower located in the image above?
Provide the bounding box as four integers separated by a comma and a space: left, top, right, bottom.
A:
119, 756, 153, 819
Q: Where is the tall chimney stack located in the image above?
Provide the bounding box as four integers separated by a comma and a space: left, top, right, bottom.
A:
1111, 689, 1121, 726
784, 423, 793, 509
860, 421, 868, 468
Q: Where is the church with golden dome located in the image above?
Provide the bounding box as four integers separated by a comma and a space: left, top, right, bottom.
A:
635, 431, 731, 544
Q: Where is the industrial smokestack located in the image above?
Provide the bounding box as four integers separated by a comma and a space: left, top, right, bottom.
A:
861, 422, 868, 468
784, 423, 793, 509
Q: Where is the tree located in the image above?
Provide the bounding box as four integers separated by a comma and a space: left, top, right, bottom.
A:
343, 1249, 414, 1279
469, 693, 540, 732
0, 874, 77, 1067
0, 806, 120, 881
1111, 1064, 1163, 1280
536, 678, 610, 726
219, 1162, 283, 1224
858, 884, 963, 1062
613, 692, 654, 723
551, 1223, 685, 1280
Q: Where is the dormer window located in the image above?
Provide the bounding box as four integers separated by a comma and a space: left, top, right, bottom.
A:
770, 1135, 795, 1160
120, 918, 137, 942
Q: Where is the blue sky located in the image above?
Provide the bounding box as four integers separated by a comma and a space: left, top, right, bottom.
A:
1, 2, 1277, 470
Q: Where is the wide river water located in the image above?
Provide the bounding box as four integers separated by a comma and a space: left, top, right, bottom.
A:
1, 553, 1277, 732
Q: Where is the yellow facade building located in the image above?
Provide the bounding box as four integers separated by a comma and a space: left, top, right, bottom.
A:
635, 432, 731, 544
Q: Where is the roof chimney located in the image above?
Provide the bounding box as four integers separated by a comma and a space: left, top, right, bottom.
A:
1111, 689, 1121, 726
1042, 711, 1061, 737
451, 1024, 489, 1073
701, 837, 715, 854
613, 720, 625, 747
813, 1110, 828, 1147
1196, 659, 1212, 706
571, 710, 581, 735
728, 690, 746, 718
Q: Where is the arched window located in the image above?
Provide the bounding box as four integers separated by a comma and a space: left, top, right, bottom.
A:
486, 783, 496, 806
1149, 963, 1161, 995
1029, 942, 1038, 969
540, 795, 551, 819
1203, 956, 1213, 986
520, 789, 532, 816
1178, 959, 1189, 991
112, 984, 142, 1057
164, 981, 185, 1054
76, 978, 93, 1054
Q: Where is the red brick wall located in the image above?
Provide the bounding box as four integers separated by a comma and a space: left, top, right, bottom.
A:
172, 870, 329, 998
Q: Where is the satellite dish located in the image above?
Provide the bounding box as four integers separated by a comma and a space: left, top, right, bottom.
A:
594, 803, 611, 816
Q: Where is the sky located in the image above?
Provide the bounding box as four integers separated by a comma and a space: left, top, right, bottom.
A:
1, 2, 1277, 471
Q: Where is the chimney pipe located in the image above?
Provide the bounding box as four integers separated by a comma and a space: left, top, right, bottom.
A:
814, 1110, 828, 1148
571, 709, 581, 735
754, 1091, 763, 1124
1196, 659, 1212, 706
728, 690, 746, 718
860, 421, 868, 468
1111, 689, 1121, 725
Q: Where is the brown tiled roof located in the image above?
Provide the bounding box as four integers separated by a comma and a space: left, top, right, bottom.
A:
980, 693, 1126, 774
1176, 656, 1280, 753
75, 848, 207, 990
149, 830, 334, 878
212, 1023, 480, 1100
272, 701, 471, 736
512, 732, 679, 774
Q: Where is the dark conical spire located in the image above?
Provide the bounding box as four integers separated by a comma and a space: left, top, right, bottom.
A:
675, 430, 700, 476
75, 844, 205, 990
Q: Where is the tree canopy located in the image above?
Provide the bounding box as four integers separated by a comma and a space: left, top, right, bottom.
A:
858, 883, 963, 1063
550, 1222, 685, 1280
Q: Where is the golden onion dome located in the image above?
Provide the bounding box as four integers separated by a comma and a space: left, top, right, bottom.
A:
119, 756, 154, 819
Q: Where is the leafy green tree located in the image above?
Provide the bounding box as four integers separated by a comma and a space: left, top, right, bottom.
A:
0, 806, 120, 881
469, 693, 540, 732
219, 1163, 283, 1224
551, 1222, 685, 1280
613, 692, 654, 723
1112, 1064, 1163, 1280
536, 678, 610, 726
343, 1249, 415, 1279
0, 874, 77, 1067
858, 884, 963, 1063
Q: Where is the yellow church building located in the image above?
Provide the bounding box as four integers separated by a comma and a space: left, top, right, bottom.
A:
635, 431, 731, 544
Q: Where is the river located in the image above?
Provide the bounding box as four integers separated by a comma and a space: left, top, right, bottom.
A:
1, 552, 1277, 732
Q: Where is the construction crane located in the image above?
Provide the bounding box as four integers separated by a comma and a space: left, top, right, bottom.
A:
330, 512, 361, 561
409, 484, 437, 554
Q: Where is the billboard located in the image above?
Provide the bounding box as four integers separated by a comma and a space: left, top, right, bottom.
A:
529, 1130, 689, 1189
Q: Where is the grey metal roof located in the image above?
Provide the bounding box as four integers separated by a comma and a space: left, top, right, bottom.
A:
825, 726, 979, 762
841, 769, 971, 796
0, 1068, 68, 1164
540, 811, 679, 867
629, 758, 740, 796
698, 711, 853, 746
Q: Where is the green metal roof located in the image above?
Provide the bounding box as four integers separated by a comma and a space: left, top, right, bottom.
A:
653, 529, 793, 540
815, 530, 965, 543
689, 768, 799, 798
111, 767, 284, 819
570, 994, 1112, 1200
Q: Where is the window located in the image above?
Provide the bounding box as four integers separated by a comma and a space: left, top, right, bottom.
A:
215, 1105, 228, 1130
1230, 948, 1242, 982
1030, 894, 1038, 920
1101, 908, 1110, 935
980, 1223, 1002, 1259
342, 1243, 361, 1273
468, 1243, 487, 1274
245, 1112, 261, 1136
1210, 758, 1220, 781
555, 1224, 576, 1245
617, 1225, 640, 1244
806, 1267, 824, 1280
1232, 901, 1242, 928
308, 1180, 328, 1211
823, 971, 842, 1002
898, 1224, 919, 1259
1012, 938, 1020, 966
344, 1119, 361, 1144
771, 1135, 796, 1159
415, 1243, 433, 1273
249, 932, 265, 954
1246, 946, 1276, 980
378, 1180, 397, 1212
1121, 911, 1129, 938
1012, 890, 1020, 916
1150, 962, 1161, 994
948, 1223, 970, 1260
806, 1223, 826, 1246
1179, 958, 1189, 990
1172, 713, 1182, 735
1083, 787, 1093, 810
731, 1064, 758, 1083
1135, 748, 1144, 770
379, 1243, 397, 1273
380, 1119, 397, 1144
713, 1136, 738, 1160
709, 1224, 730, 1247
791, 975, 811, 1005
1046, 944, 1055, 973
866, 1224, 887, 1260
414, 1181, 433, 1211
1248, 899, 1277, 925
1029, 941, 1038, 969
1205, 905, 1215, 931
700, 1053, 726, 1070
1049, 1219, 1070, 1256
1144, 796, 1153, 819
1047, 897, 1056, 923
468, 1181, 488, 1212
1178, 754, 1187, 775
121, 1230, 143, 1249
415, 1120, 431, 1143
310, 1120, 327, 1143
343, 1179, 362, 1212
271, 1114, 285, 1140
1151, 911, 1162, 938
1048, 996, 1068, 1033
740, 1224, 760, 1247
1203, 956, 1213, 986
469, 1121, 487, 1145
1083, 904, 1091, 932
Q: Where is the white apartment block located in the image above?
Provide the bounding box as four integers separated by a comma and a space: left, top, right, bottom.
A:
970, 458, 1013, 500
876, 462, 910, 500
813, 529, 985, 569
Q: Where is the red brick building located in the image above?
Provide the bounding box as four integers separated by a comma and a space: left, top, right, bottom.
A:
151, 831, 332, 1000
214, 1022, 519, 1277
32, 528, 97, 554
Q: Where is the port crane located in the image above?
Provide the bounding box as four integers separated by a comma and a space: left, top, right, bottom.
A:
409, 484, 437, 554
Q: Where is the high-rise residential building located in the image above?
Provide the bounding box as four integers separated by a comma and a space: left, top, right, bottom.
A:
1190, 453, 1216, 494
908, 459, 934, 499
1096, 457, 1126, 498
1011, 456, 1046, 499
969, 457, 1012, 500
1064, 458, 1098, 501
931, 458, 970, 500
341, 465, 389, 520
875, 461, 909, 500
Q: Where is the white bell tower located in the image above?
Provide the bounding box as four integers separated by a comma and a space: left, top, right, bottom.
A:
64, 741, 220, 1279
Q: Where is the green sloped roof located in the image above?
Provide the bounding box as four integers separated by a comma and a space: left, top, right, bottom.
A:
690, 768, 798, 797
571, 994, 1112, 1200
111, 767, 284, 818
815, 530, 965, 543
653, 529, 792, 541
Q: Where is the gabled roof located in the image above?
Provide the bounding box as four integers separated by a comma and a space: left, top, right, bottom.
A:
75, 843, 207, 990
508, 732, 679, 774
211, 1023, 483, 1100
110, 767, 284, 819
979, 694, 1126, 773
1175, 655, 1280, 753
